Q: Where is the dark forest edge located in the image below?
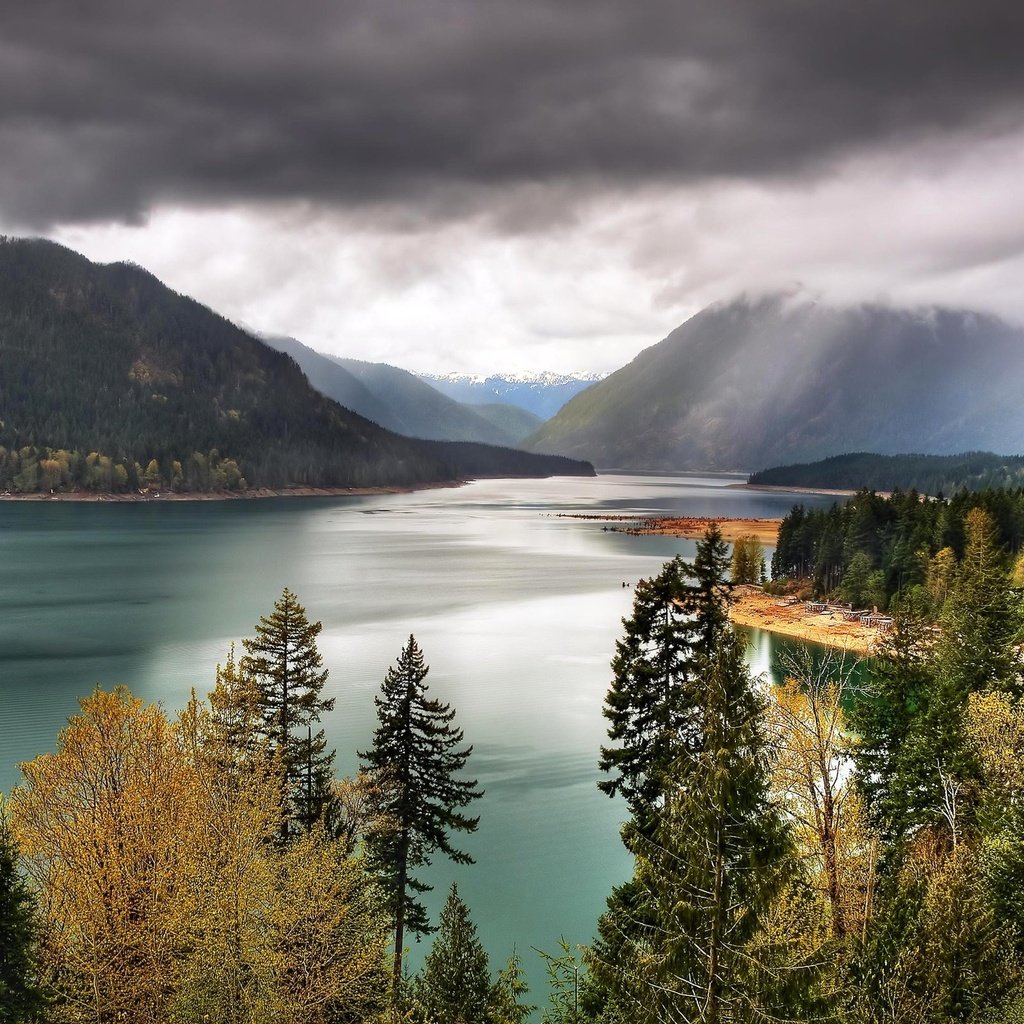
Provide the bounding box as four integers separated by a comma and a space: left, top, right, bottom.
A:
750, 450, 1024, 496
770, 485, 1024, 614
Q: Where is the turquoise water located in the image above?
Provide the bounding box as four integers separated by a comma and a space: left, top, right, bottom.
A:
0, 472, 840, 1004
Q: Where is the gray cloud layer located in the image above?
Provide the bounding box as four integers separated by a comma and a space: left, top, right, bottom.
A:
3, 0, 1022, 228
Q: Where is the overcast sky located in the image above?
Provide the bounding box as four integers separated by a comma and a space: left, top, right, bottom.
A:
3, 0, 1023, 374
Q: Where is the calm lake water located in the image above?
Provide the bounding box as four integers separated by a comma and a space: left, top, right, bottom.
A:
0, 472, 840, 1003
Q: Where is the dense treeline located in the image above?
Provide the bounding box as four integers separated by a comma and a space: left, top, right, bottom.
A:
0, 237, 592, 493
750, 451, 1024, 496
574, 521, 1024, 1023
771, 486, 1024, 611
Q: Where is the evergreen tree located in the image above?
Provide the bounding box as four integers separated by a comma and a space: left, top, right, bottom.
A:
851, 611, 937, 845
599, 527, 733, 831
0, 801, 43, 1023
241, 588, 335, 837
598, 555, 694, 822
489, 950, 534, 1024
616, 631, 793, 1023
594, 530, 792, 1021
413, 883, 492, 1024
360, 635, 483, 995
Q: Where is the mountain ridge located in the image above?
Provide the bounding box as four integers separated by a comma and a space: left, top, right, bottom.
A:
525, 293, 1024, 472
0, 237, 593, 492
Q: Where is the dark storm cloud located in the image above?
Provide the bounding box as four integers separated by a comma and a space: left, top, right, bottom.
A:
2, 0, 1021, 227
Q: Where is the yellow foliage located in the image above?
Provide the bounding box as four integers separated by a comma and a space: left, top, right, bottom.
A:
767, 661, 875, 941
966, 690, 1024, 797
10, 681, 387, 1024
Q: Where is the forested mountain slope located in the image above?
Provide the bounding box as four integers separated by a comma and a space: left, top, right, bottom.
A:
0, 238, 592, 492
526, 294, 1024, 472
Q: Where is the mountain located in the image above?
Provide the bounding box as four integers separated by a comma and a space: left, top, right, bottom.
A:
262, 336, 528, 445
0, 237, 593, 493
467, 402, 544, 440
526, 294, 1024, 472
420, 371, 604, 419
749, 452, 1024, 496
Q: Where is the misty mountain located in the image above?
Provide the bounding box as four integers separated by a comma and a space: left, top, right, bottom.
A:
526, 294, 1024, 472
263, 336, 536, 445
0, 237, 593, 492
420, 371, 604, 419
468, 402, 544, 439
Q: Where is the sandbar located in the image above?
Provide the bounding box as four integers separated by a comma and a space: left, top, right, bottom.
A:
729, 586, 880, 655
558, 513, 782, 545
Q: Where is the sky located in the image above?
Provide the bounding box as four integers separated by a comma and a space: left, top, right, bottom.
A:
3, 0, 1024, 374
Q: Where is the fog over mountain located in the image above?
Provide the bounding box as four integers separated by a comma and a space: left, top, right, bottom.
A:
526, 294, 1024, 472
8, 1, 1024, 371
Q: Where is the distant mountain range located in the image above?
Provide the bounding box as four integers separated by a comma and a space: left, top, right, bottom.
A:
0, 238, 593, 493
263, 336, 543, 445
420, 371, 604, 419
526, 294, 1024, 472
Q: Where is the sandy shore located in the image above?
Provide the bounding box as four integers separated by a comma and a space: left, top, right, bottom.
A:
559, 513, 782, 545
729, 587, 880, 655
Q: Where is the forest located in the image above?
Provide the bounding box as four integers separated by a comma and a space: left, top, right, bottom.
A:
749, 452, 1024, 496
3, 515, 1024, 1022
770, 486, 1024, 612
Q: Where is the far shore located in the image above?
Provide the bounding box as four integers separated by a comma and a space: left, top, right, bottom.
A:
737, 482, 892, 499
0, 481, 465, 503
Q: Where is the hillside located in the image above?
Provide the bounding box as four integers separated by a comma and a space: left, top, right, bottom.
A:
420, 371, 603, 419
0, 238, 593, 492
750, 452, 1024, 495
329, 354, 522, 445
525, 294, 1024, 472
468, 402, 544, 441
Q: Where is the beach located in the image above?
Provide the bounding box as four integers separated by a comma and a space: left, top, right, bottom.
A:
729, 586, 882, 655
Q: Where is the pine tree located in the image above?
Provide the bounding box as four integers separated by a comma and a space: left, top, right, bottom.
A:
617, 631, 792, 1022
593, 530, 792, 1022
0, 801, 43, 1023
490, 950, 534, 1024
598, 555, 694, 822
359, 635, 483, 995
850, 611, 937, 845
413, 883, 492, 1024
598, 529, 733, 831
242, 588, 335, 836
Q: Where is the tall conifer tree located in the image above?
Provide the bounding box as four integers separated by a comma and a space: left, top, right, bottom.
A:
594, 529, 793, 1021
242, 587, 335, 836
0, 802, 43, 1023
359, 635, 482, 995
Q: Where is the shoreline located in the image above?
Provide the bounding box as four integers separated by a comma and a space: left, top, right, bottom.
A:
729, 587, 880, 655
737, 482, 893, 499
0, 481, 465, 503
558, 513, 782, 545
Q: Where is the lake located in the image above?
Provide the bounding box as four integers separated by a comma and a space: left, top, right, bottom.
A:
0, 472, 840, 1005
